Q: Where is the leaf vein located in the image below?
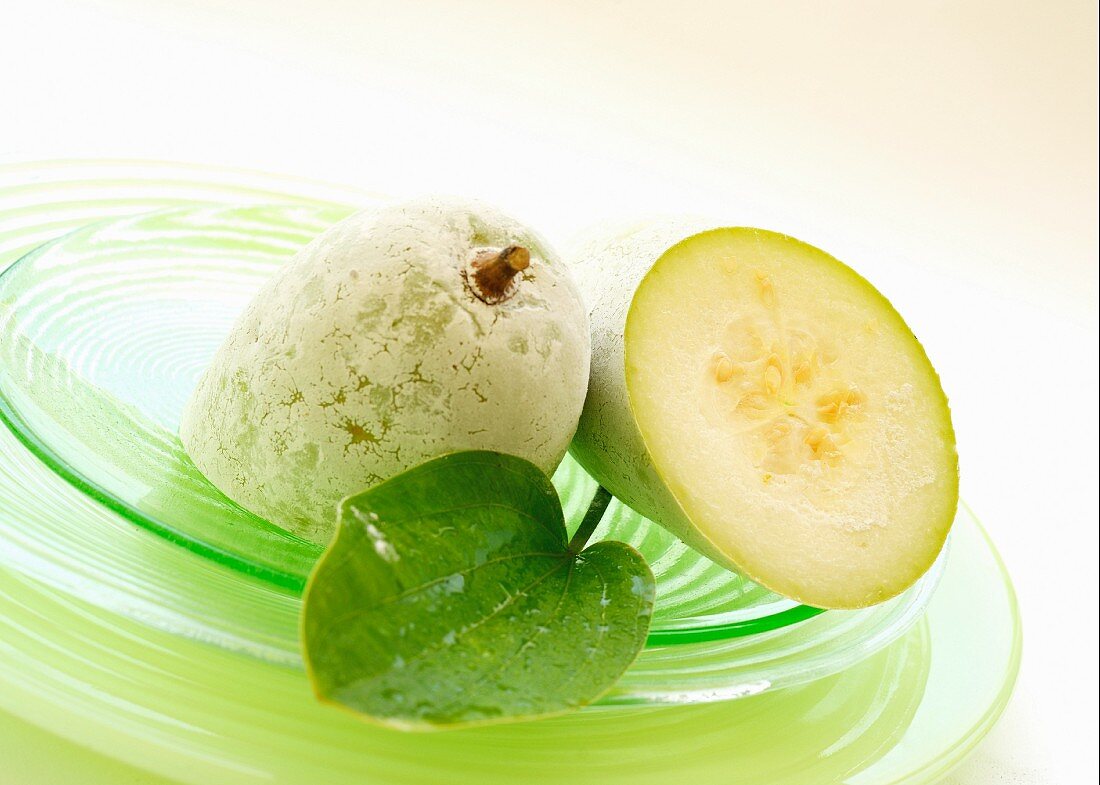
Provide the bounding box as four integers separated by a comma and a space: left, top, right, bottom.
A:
436, 559, 578, 713
320, 559, 571, 697
312, 551, 565, 641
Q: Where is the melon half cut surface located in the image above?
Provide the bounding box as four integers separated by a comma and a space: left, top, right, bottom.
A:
624, 228, 958, 609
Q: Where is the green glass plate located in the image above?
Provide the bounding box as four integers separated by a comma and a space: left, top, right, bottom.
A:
0, 162, 1020, 784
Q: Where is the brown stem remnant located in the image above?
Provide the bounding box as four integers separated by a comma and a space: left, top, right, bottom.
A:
465, 245, 530, 305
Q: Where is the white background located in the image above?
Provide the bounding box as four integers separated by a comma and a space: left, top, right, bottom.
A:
2, 1, 1097, 782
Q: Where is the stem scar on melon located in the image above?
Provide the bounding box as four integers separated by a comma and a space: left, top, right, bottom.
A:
464, 245, 531, 305
569, 222, 958, 609
180, 199, 590, 544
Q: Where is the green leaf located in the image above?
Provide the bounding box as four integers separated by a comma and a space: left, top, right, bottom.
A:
301, 451, 655, 730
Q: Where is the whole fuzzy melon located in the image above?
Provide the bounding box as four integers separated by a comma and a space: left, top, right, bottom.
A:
180, 199, 590, 543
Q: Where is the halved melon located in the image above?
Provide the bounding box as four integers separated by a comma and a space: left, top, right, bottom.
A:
574, 225, 957, 609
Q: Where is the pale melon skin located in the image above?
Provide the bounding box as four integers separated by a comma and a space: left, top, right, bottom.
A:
180, 199, 590, 543
568, 219, 739, 570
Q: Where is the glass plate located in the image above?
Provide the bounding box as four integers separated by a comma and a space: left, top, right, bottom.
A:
0, 162, 1020, 783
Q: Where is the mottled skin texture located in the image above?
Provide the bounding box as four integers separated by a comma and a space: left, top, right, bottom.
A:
180, 200, 590, 543
568, 220, 738, 570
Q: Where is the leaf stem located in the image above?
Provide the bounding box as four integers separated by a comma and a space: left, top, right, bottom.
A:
568, 485, 613, 553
